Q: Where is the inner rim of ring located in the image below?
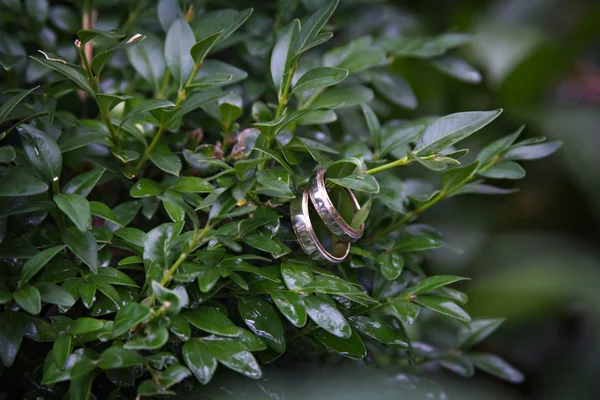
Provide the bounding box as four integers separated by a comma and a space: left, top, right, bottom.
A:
316, 168, 364, 233
302, 187, 349, 261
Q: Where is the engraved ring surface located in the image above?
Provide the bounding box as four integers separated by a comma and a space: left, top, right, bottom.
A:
308, 168, 364, 243
290, 186, 349, 264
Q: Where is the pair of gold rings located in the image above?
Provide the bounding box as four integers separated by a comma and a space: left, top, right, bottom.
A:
290, 168, 364, 263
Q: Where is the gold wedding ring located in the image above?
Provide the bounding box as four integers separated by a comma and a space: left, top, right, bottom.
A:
290, 186, 350, 264
308, 168, 364, 243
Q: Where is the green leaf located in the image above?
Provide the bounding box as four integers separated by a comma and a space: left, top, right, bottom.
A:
87, 267, 138, 287
203, 337, 262, 379
377, 252, 405, 281
401, 276, 469, 297
62, 227, 97, 273
270, 290, 307, 328
92, 34, 146, 75
112, 303, 151, 338
291, 67, 348, 94
165, 19, 196, 90
271, 19, 300, 96
432, 55, 482, 84
385, 33, 472, 58
387, 298, 420, 325
468, 353, 524, 383
304, 295, 351, 338
296, 0, 338, 53
351, 198, 371, 229
130, 178, 163, 198
370, 71, 417, 110
77, 29, 125, 45
414, 296, 471, 322
36, 282, 75, 307
57, 126, 109, 153
14, 285, 42, 315
313, 328, 366, 359
0, 310, 25, 367
191, 31, 223, 65
143, 223, 177, 282
479, 161, 525, 180
407, 149, 447, 172
115, 228, 147, 248
311, 85, 374, 108
349, 316, 408, 346
169, 314, 191, 341
78, 282, 96, 309
476, 126, 524, 166
327, 173, 379, 194
70, 317, 105, 335
30, 53, 94, 95
126, 34, 166, 92
54, 194, 91, 232
0, 146, 16, 163
19, 245, 66, 282
394, 236, 441, 252
0, 86, 38, 125
238, 296, 285, 353
90, 201, 121, 225
281, 260, 314, 290
504, 141, 562, 161
183, 340, 217, 385
52, 334, 71, 370
171, 177, 213, 193
149, 142, 182, 176
124, 325, 169, 350
151, 281, 188, 315
440, 162, 480, 194
0, 171, 48, 197
414, 110, 503, 155
438, 354, 475, 377
62, 168, 105, 198
458, 318, 505, 349
184, 307, 240, 337
157, 0, 183, 31
18, 124, 62, 182
97, 346, 145, 369
241, 234, 282, 253
361, 104, 381, 151
95, 94, 132, 115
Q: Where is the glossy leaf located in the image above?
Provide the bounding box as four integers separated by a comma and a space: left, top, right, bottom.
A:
18, 124, 62, 183
98, 347, 145, 369
304, 295, 351, 339
62, 227, 98, 273
271, 19, 300, 96
54, 194, 91, 232
291, 67, 348, 94
377, 252, 405, 281
165, 19, 195, 89
414, 296, 471, 322
238, 296, 285, 353
270, 290, 307, 327
203, 337, 262, 379
388, 298, 420, 325
184, 307, 240, 337
414, 110, 502, 155
468, 353, 524, 383
130, 179, 163, 198
112, 303, 151, 337
62, 168, 105, 197
183, 340, 217, 384
349, 316, 408, 346
313, 329, 366, 359
14, 285, 42, 315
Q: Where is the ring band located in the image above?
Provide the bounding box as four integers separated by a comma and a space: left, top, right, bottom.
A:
290, 186, 349, 264
308, 168, 364, 243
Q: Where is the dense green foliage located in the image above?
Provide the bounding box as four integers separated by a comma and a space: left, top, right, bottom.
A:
0, 0, 562, 398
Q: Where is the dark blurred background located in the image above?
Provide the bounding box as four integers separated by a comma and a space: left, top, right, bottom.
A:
392, 0, 600, 399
